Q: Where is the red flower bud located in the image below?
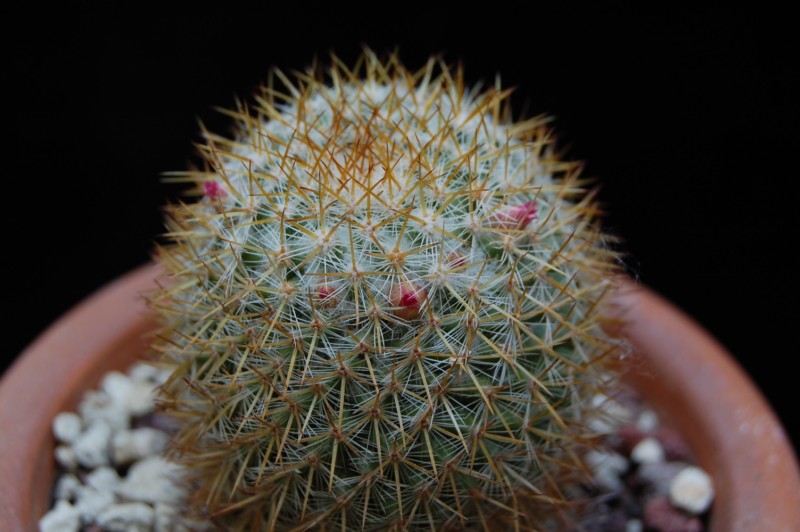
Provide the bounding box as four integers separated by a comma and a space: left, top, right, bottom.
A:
390, 283, 427, 320
493, 201, 537, 229
203, 181, 227, 200
446, 252, 467, 268
317, 284, 338, 308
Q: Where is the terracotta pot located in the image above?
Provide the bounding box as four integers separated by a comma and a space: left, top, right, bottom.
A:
0, 264, 160, 530
1, 266, 798, 530
610, 280, 800, 530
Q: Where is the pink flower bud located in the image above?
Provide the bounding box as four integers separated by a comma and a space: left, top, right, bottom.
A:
203, 181, 227, 200
492, 201, 537, 229
446, 252, 467, 268
390, 283, 427, 320
317, 284, 338, 308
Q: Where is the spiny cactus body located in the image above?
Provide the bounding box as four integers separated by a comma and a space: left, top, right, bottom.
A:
153, 51, 619, 530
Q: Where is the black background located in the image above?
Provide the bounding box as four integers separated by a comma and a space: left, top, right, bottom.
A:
6, 6, 798, 450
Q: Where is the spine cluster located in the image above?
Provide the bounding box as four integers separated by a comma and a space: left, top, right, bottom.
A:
153, 51, 619, 530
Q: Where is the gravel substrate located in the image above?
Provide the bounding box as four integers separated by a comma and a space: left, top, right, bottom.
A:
40, 363, 209, 532
42, 365, 714, 531
579, 392, 714, 531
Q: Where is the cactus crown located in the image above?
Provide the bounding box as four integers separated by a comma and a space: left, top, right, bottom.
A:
153, 50, 619, 530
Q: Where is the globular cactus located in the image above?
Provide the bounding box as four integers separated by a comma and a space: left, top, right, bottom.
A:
152, 50, 620, 530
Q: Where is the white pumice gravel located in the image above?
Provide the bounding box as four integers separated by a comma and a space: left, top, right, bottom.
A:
635, 409, 659, 432
96, 502, 155, 531
580, 392, 715, 530
86, 466, 121, 491
154, 503, 181, 531
39, 361, 201, 532
625, 518, 643, 532
669, 465, 715, 514
116, 456, 188, 506
78, 391, 131, 431
75, 486, 117, 525
112, 427, 170, 465
638, 461, 689, 497
585, 449, 629, 491
101, 371, 159, 417
101, 371, 135, 403
40, 500, 81, 532
72, 421, 113, 468
52, 412, 82, 444
127, 362, 163, 383
55, 473, 82, 501
55, 444, 79, 471
631, 436, 665, 464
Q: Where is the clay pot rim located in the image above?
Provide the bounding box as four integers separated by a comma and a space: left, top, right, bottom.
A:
0, 264, 798, 531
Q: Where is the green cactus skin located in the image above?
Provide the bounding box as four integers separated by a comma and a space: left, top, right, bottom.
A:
152, 50, 620, 531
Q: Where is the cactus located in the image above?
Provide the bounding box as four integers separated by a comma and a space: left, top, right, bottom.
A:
152, 50, 620, 530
